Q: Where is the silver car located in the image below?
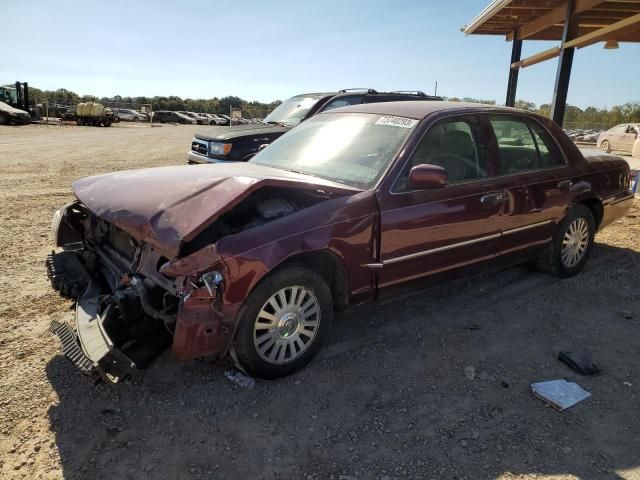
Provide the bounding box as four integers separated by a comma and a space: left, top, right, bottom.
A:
597, 123, 639, 154
114, 108, 148, 122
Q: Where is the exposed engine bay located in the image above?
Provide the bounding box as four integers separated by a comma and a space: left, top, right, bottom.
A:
47, 186, 329, 382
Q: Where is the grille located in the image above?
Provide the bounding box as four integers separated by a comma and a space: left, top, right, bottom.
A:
49, 320, 95, 375
191, 141, 208, 155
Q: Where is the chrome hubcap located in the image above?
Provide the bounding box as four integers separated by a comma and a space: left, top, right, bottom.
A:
253, 286, 320, 364
561, 217, 590, 268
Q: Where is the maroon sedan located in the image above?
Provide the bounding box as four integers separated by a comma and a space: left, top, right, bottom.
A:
48, 101, 634, 382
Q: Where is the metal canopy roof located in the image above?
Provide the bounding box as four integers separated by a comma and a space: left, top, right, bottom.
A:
464, 0, 640, 42
461, 0, 640, 126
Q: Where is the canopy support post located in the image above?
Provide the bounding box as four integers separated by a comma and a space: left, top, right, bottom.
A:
506, 35, 522, 107
551, 0, 580, 126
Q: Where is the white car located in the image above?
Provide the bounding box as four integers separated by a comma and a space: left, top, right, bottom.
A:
597, 123, 639, 155
199, 113, 227, 126
114, 108, 148, 122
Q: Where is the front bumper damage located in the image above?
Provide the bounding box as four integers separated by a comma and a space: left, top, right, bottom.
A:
48, 283, 135, 383
46, 241, 227, 384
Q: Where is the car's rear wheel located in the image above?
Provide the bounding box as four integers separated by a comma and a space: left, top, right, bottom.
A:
0, 113, 8, 125
133, 117, 139, 122
233, 266, 333, 379
600, 140, 611, 153
536, 205, 595, 278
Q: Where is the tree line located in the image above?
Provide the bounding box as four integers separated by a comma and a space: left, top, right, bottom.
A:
447, 97, 640, 130
23, 87, 640, 129
25, 87, 281, 118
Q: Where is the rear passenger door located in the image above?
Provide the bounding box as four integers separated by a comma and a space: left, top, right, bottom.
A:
485, 114, 572, 256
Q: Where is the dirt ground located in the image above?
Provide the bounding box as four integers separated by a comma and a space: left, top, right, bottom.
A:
1, 123, 639, 480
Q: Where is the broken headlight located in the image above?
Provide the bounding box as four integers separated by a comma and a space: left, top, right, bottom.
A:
209, 142, 232, 156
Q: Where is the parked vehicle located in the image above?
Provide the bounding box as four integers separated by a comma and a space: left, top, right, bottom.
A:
199, 113, 227, 126
597, 123, 639, 154
152, 111, 196, 124
0, 100, 31, 125
76, 102, 114, 127
114, 108, 148, 122
178, 111, 209, 125
47, 101, 633, 382
59, 106, 77, 122
188, 89, 442, 164
216, 114, 231, 126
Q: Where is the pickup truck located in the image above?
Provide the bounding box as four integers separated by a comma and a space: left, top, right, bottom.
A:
187, 89, 441, 164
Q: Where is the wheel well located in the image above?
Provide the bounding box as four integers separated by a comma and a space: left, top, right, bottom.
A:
579, 198, 603, 228
277, 251, 350, 311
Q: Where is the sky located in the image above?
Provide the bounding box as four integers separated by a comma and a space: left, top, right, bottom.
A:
3, 0, 639, 108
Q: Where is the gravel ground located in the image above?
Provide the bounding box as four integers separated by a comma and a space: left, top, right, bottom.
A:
1, 124, 639, 480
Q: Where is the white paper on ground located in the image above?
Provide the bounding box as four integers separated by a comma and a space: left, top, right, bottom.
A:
531, 379, 591, 411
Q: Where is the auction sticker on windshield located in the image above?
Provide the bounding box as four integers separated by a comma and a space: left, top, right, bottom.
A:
375, 116, 419, 128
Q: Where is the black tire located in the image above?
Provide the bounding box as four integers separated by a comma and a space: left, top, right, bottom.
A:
233, 266, 333, 379
114, 116, 121, 123
536, 205, 595, 278
133, 117, 139, 122
0, 113, 8, 125
600, 140, 611, 153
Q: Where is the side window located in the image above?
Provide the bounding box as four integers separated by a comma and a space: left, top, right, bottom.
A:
395, 116, 487, 191
321, 95, 363, 112
527, 120, 565, 168
490, 116, 541, 174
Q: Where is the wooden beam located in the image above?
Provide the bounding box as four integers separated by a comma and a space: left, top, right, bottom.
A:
507, 0, 606, 40
563, 11, 640, 47
511, 47, 561, 68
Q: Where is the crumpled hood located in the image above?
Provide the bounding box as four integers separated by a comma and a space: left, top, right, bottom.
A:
194, 123, 289, 142
72, 163, 358, 258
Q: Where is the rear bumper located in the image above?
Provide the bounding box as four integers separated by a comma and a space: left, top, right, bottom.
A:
600, 191, 634, 230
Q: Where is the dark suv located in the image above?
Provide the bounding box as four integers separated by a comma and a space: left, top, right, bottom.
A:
187, 89, 442, 163
153, 111, 196, 124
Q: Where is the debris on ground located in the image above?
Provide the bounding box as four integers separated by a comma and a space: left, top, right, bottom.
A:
558, 349, 601, 375
464, 365, 476, 381
531, 379, 591, 411
224, 370, 256, 390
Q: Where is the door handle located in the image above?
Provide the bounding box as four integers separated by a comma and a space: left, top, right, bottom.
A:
557, 180, 572, 192
480, 193, 503, 208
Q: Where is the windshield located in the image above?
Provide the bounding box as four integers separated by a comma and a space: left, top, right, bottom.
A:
263, 94, 326, 127
250, 113, 418, 189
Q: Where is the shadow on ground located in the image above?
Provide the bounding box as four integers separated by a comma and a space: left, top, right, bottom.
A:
46, 242, 640, 479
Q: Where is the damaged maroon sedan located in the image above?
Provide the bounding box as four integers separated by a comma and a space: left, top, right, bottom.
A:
47, 101, 634, 382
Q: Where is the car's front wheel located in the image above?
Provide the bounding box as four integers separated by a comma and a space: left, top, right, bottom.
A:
536, 205, 595, 278
233, 267, 333, 379
600, 140, 611, 153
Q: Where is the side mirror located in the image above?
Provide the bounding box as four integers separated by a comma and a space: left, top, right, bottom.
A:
409, 164, 448, 190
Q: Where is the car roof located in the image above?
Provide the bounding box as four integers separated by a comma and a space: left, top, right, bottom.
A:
324, 100, 524, 120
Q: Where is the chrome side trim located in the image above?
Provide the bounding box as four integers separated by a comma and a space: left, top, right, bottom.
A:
503, 219, 552, 235
383, 232, 501, 265
364, 262, 384, 269
379, 219, 553, 266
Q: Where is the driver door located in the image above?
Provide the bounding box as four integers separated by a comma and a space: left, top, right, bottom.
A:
376, 114, 504, 288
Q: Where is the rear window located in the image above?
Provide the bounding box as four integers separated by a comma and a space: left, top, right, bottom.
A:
489, 115, 564, 174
